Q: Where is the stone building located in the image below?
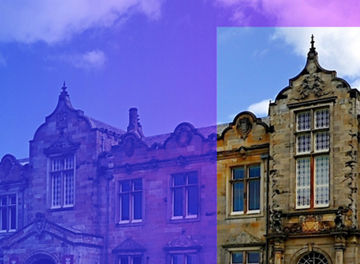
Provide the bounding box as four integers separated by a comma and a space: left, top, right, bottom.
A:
0, 85, 217, 263
217, 37, 360, 264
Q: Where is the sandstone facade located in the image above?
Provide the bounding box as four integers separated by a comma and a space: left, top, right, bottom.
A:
217, 38, 360, 264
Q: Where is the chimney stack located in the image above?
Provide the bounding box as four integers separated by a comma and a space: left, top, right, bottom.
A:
127, 108, 144, 138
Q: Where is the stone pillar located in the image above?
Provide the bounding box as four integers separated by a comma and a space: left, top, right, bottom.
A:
334, 235, 346, 264
274, 240, 284, 264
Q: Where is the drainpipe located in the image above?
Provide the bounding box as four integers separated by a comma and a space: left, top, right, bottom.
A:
104, 164, 114, 264
261, 153, 270, 264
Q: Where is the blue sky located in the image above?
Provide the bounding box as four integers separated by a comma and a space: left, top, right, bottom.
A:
217, 27, 360, 123
1, 1, 360, 159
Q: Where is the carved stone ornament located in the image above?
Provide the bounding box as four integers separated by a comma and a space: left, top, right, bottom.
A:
297, 73, 327, 99
165, 234, 201, 250
236, 118, 252, 139
270, 210, 283, 233
225, 231, 261, 245
176, 128, 192, 147
56, 110, 68, 131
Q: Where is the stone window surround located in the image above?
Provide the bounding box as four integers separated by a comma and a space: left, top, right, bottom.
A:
0, 193, 17, 233
118, 178, 143, 224
47, 154, 76, 210
117, 254, 143, 264
226, 247, 262, 264
170, 171, 200, 221
291, 102, 334, 211
225, 162, 264, 219
167, 250, 199, 264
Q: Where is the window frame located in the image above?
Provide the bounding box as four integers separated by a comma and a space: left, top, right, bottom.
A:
171, 171, 199, 220
295, 107, 330, 209
169, 252, 198, 264
118, 178, 143, 224
230, 164, 261, 216
49, 154, 76, 209
117, 254, 143, 264
230, 249, 261, 264
0, 193, 17, 233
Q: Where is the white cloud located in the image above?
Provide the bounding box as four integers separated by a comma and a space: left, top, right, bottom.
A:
0, 0, 163, 44
247, 99, 270, 117
273, 28, 360, 81
214, 0, 358, 26
52, 49, 106, 70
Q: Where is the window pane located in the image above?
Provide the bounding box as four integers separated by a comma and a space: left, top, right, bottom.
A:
187, 186, 198, 215
248, 252, 260, 264
1, 197, 6, 206
188, 173, 198, 184
248, 179, 260, 211
173, 188, 183, 216
232, 252, 243, 264
174, 174, 186, 186
249, 166, 260, 178
10, 195, 16, 205
133, 179, 142, 191
296, 158, 311, 207
297, 134, 311, 153
233, 168, 244, 180
121, 181, 131, 192
187, 254, 196, 264
52, 173, 61, 207
133, 256, 142, 264
297, 111, 311, 131
10, 205, 16, 230
120, 256, 128, 264
64, 171, 74, 205
133, 192, 142, 220
315, 108, 329, 128
1, 207, 7, 230
172, 255, 184, 264
233, 182, 244, 212
315, 156, 329, 206
315, 131, 329, 151
121, 194, 130, 221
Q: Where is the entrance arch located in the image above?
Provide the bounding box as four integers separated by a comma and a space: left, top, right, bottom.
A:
25, 254, 56, 264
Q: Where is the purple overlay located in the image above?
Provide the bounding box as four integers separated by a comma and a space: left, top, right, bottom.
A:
0, 87, 217, 263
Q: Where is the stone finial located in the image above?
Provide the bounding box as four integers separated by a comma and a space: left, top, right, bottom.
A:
127, 108, 144, 138
308, 34, 318, 58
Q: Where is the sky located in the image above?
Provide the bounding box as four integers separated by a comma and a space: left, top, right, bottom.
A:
217, 27, 360, 123
1, 0, 360, 158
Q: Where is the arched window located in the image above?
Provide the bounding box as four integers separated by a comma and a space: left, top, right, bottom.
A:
297, 251, 328, 264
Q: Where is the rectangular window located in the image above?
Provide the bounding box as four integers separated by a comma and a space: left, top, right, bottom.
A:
119, 179, 142, 223
172, 172, 199, 219
50, 155, 75, 208
119, 255, 142, 264
232, 251, 260, 264
171, 254, 197, 264
0, 194, 17, 232
295, 108, 330, 209
231, 165, 261, 214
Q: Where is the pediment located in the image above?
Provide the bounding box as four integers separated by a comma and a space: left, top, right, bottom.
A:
224, 231, 262, 246
44, 134, 80, 156
1, 213, 103, 250
112, 238, 145, 253
164, 234, 202, 251
164, 122, 206, 149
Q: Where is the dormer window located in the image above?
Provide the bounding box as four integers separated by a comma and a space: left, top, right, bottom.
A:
50, 155, 75, 208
